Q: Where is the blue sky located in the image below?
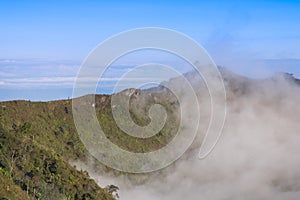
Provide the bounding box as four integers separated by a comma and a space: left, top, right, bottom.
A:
1, 0, 300, 101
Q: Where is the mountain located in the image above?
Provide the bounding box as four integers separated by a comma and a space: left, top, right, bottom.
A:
0, 88, 179, 199
1, 68, 300, 199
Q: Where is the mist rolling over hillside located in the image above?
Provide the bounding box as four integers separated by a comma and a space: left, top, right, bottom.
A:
74, 69, 300, 200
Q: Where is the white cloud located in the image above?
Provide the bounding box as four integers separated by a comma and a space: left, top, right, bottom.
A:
73, 71, 300, 200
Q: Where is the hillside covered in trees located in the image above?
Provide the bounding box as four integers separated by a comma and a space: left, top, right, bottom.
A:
0, 87, 179, 199
0, 95, 118, 200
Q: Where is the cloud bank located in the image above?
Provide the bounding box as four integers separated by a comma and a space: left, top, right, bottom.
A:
74, 69, 300, 200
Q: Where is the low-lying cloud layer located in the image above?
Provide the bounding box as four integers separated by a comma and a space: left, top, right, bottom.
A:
75, 69, 300, 200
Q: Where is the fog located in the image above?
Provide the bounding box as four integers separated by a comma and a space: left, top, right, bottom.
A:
74, 69, 300, 200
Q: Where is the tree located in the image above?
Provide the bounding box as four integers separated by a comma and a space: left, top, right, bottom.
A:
105, 185, 119, 199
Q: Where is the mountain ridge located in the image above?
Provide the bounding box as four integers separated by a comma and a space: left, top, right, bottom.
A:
1, 68, 300, 199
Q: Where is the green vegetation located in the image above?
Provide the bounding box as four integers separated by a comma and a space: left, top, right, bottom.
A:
0, 89, 180, 199
0, 98, 115, 200
96, 92, 180, 153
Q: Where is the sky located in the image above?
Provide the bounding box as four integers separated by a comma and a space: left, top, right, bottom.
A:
1, 0, 300, 101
